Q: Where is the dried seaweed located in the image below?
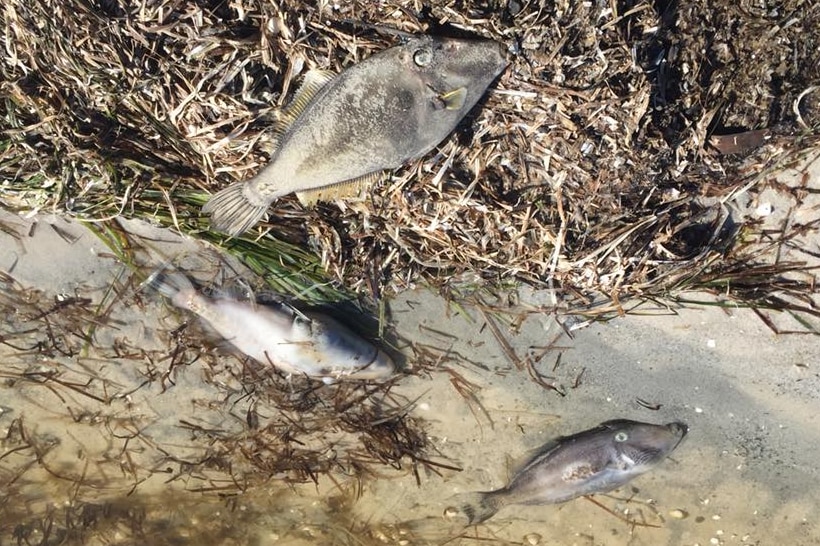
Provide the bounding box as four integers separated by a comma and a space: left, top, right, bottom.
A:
1, 0, 818, 325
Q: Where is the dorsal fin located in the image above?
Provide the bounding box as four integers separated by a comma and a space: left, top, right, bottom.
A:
295, 171, 387, 206
273, 69, 336, 139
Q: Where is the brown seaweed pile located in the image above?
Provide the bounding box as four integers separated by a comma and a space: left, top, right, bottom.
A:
1, 0, 819, 323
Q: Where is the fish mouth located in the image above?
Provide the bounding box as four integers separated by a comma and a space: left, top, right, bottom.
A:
667, 421, 689, 445
498, 41, 515, 65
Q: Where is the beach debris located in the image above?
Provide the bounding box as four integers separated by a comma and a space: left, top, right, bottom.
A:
143, 268, 396, 381
669, 508, 689, 519
203, 34, 509, 236
523, 532, 543, 545
460, 419, 688, 524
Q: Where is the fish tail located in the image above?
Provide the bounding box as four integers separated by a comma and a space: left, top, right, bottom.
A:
141, 265, 196, 309
459, 491, 503, 525
202, 182, 269, 236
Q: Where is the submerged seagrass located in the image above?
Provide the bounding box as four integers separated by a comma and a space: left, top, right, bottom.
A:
203, 34, 509, 236
144, 269, 396, 380
460, 419, 688, 524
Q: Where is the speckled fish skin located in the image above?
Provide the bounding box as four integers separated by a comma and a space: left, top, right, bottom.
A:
203, 35, 509, 236
145, 270, 396, 381
461, 420, 688, 524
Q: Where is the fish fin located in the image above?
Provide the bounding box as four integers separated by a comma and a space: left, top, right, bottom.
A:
202, 182, 270, 237
274, 69, 336, 136
512, 438, 563, 476
291, 314, 315, 338
439, 87, 467, 110
295, 170, 387, 206
459, 491, 503, 525
141, 266, 195, 308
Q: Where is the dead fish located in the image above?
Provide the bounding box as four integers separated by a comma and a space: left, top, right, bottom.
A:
460, 419, 688, 524
203, 34, 509, 236
144, 269, 396, 381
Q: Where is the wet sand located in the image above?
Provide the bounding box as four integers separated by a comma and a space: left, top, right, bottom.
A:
1, 155, 818, 545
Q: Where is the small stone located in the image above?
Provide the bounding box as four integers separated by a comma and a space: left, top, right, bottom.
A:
524, 533, 542, 545
669, 509, 688, 519
755, 202, 773, 217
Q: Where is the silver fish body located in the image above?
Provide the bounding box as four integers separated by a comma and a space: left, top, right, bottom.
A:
203, 35, 509, 236
461, 420, 688, 524
146, 270, 396, 381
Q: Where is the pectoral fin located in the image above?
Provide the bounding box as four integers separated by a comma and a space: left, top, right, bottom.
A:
290, 314, 314, 339
439, 87, 467, 110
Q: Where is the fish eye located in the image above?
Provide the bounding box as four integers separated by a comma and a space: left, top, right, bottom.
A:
614, 431, 629, 442
413, 48, 432, 67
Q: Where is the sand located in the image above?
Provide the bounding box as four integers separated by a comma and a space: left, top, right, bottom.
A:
1, 154, 818, 545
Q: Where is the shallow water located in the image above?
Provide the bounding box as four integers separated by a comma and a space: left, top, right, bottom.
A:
1, 211, 819, 546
